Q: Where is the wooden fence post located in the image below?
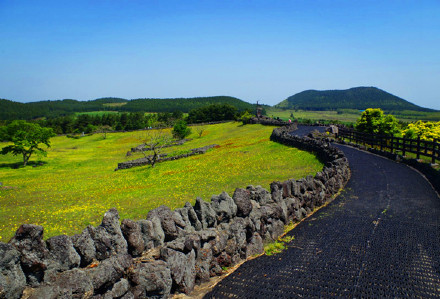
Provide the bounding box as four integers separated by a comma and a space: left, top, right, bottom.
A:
390, 136, 394, 154
432, 139, 437, 164
402, 138, 406, 157
417, 136, 421, 160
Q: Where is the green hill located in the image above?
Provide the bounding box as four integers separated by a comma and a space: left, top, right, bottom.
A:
0, 96, 254, 120
276, 87, 433, 112
120, 96, 254, 113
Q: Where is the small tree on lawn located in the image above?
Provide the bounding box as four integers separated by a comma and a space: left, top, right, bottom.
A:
0, 120, 56, 166
196, 126, 205, 138
97, 125, 112, 139
141, 129, 172, 168
172, 120, 191, 140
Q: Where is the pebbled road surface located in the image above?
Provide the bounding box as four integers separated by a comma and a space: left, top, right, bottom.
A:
205, 126, 440, 298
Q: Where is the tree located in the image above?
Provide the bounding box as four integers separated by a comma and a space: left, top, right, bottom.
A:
355, 108, 400, 136
187, 103, 238, 123
172, 110, 183, 120
195, 126, 206, 138
0, 120, 56, 166
97, 125, 112, 139
172, 120, 191, 140
140, 129, 172, 168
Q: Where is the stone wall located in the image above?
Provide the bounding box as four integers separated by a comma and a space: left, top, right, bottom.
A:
0, 125, 350, 299
249, 117, 289, 126
130, 139, 191, 153
116, 144, 218, 170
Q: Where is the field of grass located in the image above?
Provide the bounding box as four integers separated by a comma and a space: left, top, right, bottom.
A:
266, 107, 361, 123
75, 111, 120, 116
0, 122, 323, 241
102, 102, 127, 107
266, 107, 440, 124
391, 110, 440, 122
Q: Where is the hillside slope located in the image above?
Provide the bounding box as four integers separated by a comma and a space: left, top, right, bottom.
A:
276, 87, 432, 112
0, 96, 254, 120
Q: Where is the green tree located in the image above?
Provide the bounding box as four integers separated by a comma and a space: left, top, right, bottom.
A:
187, 103, 238, 123
0, 120, 56, 166
172, 110, 183, 120
355, 108, 400, 136
172, 120, 191, 140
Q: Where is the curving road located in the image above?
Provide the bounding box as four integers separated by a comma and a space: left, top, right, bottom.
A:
205, 126, 440, 298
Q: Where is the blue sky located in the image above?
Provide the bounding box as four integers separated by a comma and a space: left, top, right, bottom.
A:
1, 0, 439, 109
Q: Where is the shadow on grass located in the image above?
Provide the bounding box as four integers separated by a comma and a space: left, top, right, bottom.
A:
0, 161, 47, 169
130, 165, 152, 178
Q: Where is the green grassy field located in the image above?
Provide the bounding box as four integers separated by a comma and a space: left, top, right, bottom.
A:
266, 107, 361, 123
266, 107, 440, 123
0, 122, 323, 241
75, 111, 120, 116
102, 102, 127, 107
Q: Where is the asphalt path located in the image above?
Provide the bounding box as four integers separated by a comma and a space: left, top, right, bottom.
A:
206, 126, 440, 298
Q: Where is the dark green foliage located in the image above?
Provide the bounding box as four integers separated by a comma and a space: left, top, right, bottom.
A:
157, 112, 173, 124
172, 120, 191, 139
187, 104, 238, 123
0, 96, 254, 120
119, 96, 253, 113
172, 110, 184, 119
0, 98, 123, 120
0, 120, 56, 166
276, 87, 434, 112
34, 112, 161, 134
91, 97, 128, 105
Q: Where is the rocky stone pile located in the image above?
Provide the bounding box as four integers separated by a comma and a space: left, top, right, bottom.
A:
116, 144, 218, 170
130, 139, 192, 153
249, 117, 289, 126
0, 126, 350, 299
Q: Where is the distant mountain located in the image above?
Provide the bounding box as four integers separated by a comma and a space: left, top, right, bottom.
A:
276, 87, 434, 112
0, 96, 254, 120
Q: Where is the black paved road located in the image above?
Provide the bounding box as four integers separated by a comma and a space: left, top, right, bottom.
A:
206, 129, 440, 298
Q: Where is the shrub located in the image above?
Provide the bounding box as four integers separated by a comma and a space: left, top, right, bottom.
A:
355, 108, 400, 136
172, 120, 191, 140
402, 120, 440, 141
240, 111, 253, 125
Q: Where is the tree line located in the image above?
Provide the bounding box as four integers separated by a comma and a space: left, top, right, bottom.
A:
0, 96, 255, 120
0, 103, 254, 135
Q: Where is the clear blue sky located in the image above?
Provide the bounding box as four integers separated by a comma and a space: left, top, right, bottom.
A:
1, 0, 439, 109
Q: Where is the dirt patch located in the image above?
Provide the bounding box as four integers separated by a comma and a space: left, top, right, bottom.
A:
172, 255, 263, 299
0, 185, 18, 190
162, 169, 194, 176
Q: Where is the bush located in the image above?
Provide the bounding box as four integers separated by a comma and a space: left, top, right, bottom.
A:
172, 120, 191, 140
240, 111, 253, 125
402, 120, 440, 141
355, 108, 400, 136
